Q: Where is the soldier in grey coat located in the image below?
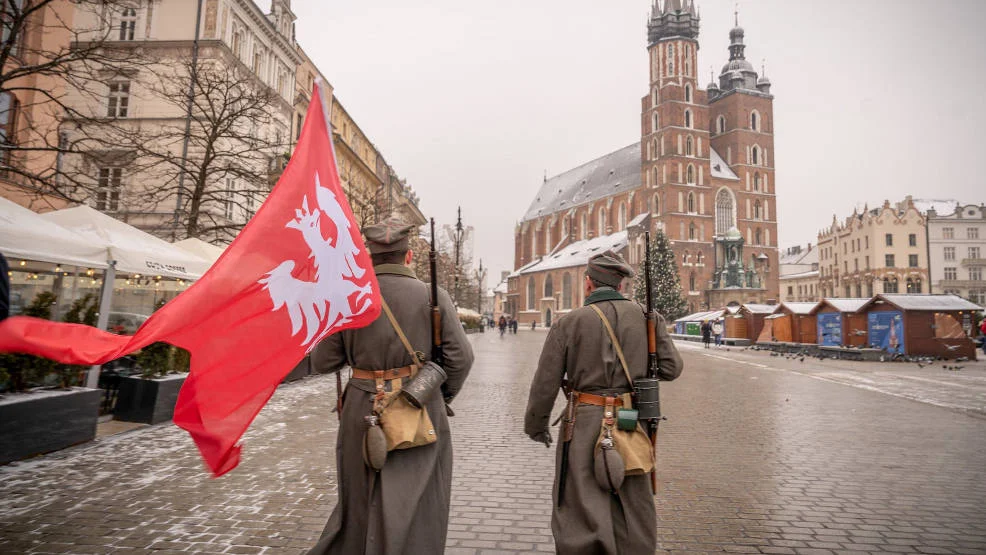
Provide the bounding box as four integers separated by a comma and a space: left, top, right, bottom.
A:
525, 251, 683, 555
307, 217, 474, 555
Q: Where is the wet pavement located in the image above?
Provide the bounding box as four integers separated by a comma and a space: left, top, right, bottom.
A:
0, 330, 984, 554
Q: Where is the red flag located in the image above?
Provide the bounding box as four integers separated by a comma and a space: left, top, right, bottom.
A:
0, 83, 381, 476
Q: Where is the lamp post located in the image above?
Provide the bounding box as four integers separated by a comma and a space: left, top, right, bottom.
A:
453, 206, 464, 305
475, 259, 486, 315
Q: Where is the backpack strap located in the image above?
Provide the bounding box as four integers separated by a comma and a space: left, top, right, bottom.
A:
589, 304, 635, 388
381, 298, 419, 367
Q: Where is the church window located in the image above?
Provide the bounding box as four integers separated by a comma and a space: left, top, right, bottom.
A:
562, 217, 569, 239
686, 136, 693, 156
618, 203, 627, 230
683, 251, 689, 265
689, 223, 696, 240
753, 173, 760, 191
715, 188, 736, 235
689, 272, 696, 291
751, 110, 760, 131
544, 275, 553, 297
687, 192, 695, 213
754, 200, 762, 220
597, 207, 606, 235
667, 44, 674, 75
580, 212, 587, 240
697, 252, 704, 264
652, 88, 659, 106
530, 229, 537, 258
751, 145, 760, 165
684, 84, 692, 103
545, 225, 552, 252
527, 278, 536, 309
684, 109, 692, 128
717, 115, 726, 134
652, 166, 659, 186
652, 113, 659, 133
562, 273, 572, 309
686, 164, 695, 184
755, 228, 762, 245
653, 194, 660, 215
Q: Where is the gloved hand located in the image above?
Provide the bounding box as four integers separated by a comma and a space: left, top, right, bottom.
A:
530, 430, 552, 448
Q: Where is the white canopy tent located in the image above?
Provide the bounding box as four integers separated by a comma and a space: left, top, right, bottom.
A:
173, 237, 226, 267
40, 206, 211, 280
0, 197, 109, 269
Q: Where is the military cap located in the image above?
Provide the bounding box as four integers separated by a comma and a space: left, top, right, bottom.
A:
587, 250, 634, 287
363, 216, 417, 254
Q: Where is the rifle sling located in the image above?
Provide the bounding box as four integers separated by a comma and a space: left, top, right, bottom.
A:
589, 304, 636, 390
381, 299, 420, 368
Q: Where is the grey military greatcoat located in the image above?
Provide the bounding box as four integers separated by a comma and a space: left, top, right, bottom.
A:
307, 264, 474, 555
525, 288, 683, 555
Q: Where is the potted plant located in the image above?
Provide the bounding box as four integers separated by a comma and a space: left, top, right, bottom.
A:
0, 292, 101, 465
113, 300, 190, 424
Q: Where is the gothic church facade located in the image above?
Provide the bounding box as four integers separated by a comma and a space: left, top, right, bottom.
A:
508, 0, 779, 324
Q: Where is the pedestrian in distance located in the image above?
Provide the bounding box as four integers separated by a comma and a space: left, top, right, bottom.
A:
525, 250, 683, 555
712, 318, 723, 348
701, 319, 712, 349
511, 318, 518, 334
307, 217, 474, 555
980, 317, 986, 356
498, 315, 508, 337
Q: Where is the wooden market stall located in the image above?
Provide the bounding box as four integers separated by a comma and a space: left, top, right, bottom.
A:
857, 294, 981, 359
810, 298, 868, 348
739, 303, 779, 342
758, 312, 792, 343
774, 301, 820, 344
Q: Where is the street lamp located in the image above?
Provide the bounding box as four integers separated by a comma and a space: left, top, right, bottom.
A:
453, 206, 464, 305
475, 259, 486, 315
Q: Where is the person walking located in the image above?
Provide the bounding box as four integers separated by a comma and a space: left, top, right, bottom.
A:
980, 317, 986, 356
701, 319, 712, 349
307, 217, 475, 555
712, 318, 723, 348
498, 315, 508, 337
524, 251, 683, 554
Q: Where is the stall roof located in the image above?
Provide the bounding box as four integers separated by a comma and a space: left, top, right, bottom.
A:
0, 197, 109, 269
779, 301, 819, 315
674, 309, 725, 323
811, 298, 868, 314
174, 238, 226, 266
861, 294, 983, 312
41, 206, 211, 280
741, 303, 779, 314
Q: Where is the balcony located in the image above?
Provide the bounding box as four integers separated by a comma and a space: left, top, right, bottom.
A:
960, 258, 986, 266
938, 279, 986, 288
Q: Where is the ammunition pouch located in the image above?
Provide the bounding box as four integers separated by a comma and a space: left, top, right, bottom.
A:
373, 372, 437, 452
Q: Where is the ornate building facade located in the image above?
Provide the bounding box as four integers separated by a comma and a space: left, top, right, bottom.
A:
509, 0, 779, 323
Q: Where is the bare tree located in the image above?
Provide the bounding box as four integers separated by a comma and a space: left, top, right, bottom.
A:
0, 0, 147, 206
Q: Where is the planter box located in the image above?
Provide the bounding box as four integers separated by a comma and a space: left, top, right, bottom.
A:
114, 374, 187, 425
283, 356, 310, 382
0, 387, 101, 465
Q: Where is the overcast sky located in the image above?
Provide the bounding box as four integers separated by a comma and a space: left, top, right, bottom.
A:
291, 0, 986, 283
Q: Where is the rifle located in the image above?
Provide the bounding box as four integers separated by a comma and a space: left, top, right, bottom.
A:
642, 231, 663, 492
430, 219, 454, 416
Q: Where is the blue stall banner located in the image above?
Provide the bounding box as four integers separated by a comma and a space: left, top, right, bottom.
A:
868, 311, 905, 354
817, 313, 843, 347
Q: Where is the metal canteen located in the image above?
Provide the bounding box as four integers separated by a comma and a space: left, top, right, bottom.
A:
400, 361, 447, 408
362, 415, 387, 471
593, 436, 625, 492
633, 377, 662, 420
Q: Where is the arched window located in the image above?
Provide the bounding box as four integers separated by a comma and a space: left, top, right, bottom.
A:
232, 28, 243, 57
751, 145, 760, 165
667, 44, 675, 75
751, 110, 760, 131
527, 278, 535, 309
562, 217, 569, 239
906, 278, 922, 294
580, 212, 587, 240
618, 203, 627, 230
544, 275, 553, 298
652, 166, 659, 186
653, 194, 660, 215
689, 272, 696, 291
697, 252, 704, 264
597, 207, 606, 235
545, 225, 552, 252
686, 164, 695, 184
689, 223, 696, 240
715, 188, 736, 235
685, 136, 693, 156
530, 229, 537, 258
684, 84, 692, 103
717, 115, 726, 134
687, 192, 695, 213
883, 277, 899, 294
652, 113, 659, 132
754, 200, 762, 220
652, 88, 659, 106
562, 273, 572, 309
684, 109, 692, 129
755, 228, 762, 245
753, 173, 761, 191
119, 8, 137, 40
683, 251, 690, 265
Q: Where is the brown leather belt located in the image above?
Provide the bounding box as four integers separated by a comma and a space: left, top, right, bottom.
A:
351, 365, 417, 381
572, 391, 628, 408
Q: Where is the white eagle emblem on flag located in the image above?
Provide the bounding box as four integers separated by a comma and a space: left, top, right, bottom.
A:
259, 172, 374, 348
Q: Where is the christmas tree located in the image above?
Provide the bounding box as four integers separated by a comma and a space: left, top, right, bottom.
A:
632, 230, 688, 321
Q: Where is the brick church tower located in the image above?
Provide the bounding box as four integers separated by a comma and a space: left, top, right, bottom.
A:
642, 0, 778, 310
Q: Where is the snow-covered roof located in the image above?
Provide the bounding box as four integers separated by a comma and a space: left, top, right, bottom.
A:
509, 258, 540, 279
493, 280, 508, 294
519, 230, 628, 274
780, 301, 819, 315
709, 147, 738, 180
779, 246, 818, 267
814, 298, 868, 313
521, 143, 641, 222
912, 198, 960, 215
868, 294, 982, 312
779, 269, 819, 280
742, 303, 778, 314
626, 212, 648, 229
674, 310, 725, 323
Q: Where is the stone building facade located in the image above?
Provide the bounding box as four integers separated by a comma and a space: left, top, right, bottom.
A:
510, 0, 779, 322
778, 244, 819, 303
927, 203, 986, 305
817, 197, 929, 299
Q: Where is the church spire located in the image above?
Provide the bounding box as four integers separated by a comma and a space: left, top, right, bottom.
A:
648, 0, 700, 44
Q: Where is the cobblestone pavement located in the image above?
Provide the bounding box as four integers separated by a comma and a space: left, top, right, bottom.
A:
1, 330, 985, 554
